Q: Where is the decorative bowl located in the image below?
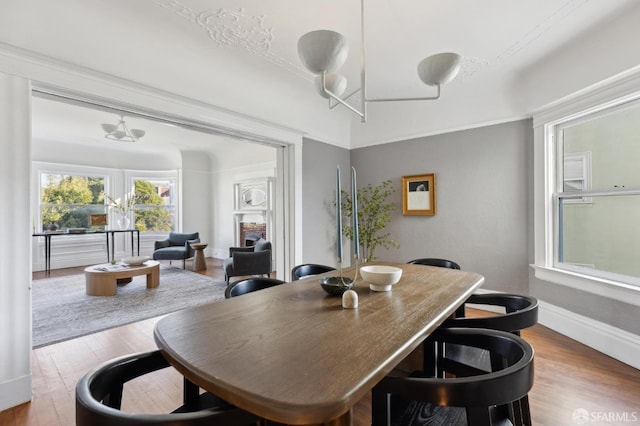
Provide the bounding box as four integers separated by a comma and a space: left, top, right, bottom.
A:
360, 265, 403, 292
320, 276, 354, 296
122, 255, 150, 266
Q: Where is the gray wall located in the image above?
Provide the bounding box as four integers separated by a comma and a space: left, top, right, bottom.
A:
351, 120, 532, 294
301, 138, 350, 268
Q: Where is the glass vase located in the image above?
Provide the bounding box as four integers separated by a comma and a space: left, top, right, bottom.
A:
117, 214, 131, 230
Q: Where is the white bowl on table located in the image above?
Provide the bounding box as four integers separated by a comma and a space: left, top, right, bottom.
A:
121, 255, 150, 266
360, 265, 403, 292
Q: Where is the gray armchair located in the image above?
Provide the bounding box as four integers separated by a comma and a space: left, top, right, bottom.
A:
223, 238, 272, 284
152, 232, 200, 269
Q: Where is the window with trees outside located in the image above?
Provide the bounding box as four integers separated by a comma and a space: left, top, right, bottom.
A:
130, 174, 177, 232
554, 99, 640, 286
40, 172, 106, 231
36, 164, 178, 234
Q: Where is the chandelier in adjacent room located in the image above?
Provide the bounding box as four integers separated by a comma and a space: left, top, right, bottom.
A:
101, 115, 146, 142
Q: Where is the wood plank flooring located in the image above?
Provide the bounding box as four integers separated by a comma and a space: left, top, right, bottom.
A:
2, 258, 639, 425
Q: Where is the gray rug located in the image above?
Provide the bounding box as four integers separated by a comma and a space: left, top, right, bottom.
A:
32, 265, 227, 348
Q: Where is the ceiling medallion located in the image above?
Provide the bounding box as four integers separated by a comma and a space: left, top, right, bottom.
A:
151, 1, 274, 53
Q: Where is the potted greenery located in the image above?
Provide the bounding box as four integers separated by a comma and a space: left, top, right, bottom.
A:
338, 179, 399, 261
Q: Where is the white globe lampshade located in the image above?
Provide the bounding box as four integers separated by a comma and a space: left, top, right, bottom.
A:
298, 30, 348, 74
417, 52, 462, 86
314, 73, 347, 98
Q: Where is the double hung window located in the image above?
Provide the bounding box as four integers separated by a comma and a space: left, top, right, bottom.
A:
38, 168, 108, 232
128, 172, 178, 232
553, 100, 640, 285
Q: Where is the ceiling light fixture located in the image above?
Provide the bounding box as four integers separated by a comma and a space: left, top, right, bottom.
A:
297, 0, 462, 123
100, 115, 146, 142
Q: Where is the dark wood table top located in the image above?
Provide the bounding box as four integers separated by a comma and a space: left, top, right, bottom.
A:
154, 262, 484, 425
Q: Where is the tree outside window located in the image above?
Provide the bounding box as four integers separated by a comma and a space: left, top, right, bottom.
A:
133, 178, 175, 232
40, 173, 106, 231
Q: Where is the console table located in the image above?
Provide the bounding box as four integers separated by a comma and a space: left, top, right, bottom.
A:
32, 229, 140, 274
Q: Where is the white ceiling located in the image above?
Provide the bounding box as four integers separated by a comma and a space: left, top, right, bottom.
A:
31, 94, 263, 157
4, 0, 640, 149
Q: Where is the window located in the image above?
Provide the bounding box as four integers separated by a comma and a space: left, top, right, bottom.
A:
553, 100, 640, 285
39, 171, 107, 231
128, 172, 178, 232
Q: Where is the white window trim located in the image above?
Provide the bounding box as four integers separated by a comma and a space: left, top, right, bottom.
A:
532, 66, 640, 307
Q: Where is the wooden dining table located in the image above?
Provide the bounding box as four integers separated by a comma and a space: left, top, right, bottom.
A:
154, 262, 484, 425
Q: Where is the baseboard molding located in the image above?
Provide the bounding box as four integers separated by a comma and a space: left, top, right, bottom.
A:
471, 289, 640, 370
0, 374, 31, 411
538, 301, 640, 370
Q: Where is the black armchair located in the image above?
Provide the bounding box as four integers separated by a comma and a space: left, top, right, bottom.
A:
223, 238, 272, 284
152, 232, 200, 269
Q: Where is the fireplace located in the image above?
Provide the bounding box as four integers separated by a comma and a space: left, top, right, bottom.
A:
239, 222, 267, 247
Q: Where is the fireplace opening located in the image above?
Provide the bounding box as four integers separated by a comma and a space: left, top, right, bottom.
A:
239, 222, 267, 247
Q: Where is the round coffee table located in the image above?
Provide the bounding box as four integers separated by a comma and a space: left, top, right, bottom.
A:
84, 261, 160, 296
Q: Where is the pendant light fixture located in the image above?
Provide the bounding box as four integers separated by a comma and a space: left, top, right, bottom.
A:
101, 115, 146, 142
297, 0, 462, 123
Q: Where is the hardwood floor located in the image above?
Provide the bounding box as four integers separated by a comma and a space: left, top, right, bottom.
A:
2, 259, 639, 425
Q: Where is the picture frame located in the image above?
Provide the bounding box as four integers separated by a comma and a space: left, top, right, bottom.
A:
89, 214, 108, 226
402, 173, 436, 216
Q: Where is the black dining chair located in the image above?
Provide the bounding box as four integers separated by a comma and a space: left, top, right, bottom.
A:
76, 350, 261, 426
372, 328, 535, 426
407, 257, 461, 270
291, 263, 336, 281
224, 277, 287, 298
406, 258, 538, 423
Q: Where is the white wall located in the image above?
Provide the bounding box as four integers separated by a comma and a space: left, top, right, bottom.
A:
211, 159, 277, 260
0, 72, 32, 411
181, 151, 214, 252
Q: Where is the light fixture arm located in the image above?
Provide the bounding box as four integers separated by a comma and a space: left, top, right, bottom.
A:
322, 73, 365, 118
328, 86, 361, 110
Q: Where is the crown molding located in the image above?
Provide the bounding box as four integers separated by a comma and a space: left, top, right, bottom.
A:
0, 42, 305, 146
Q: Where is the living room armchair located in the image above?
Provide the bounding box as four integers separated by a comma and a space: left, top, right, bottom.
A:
152, 232, 200, 269
223, 238, 272, 284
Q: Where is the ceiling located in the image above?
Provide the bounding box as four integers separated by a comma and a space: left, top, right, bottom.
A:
31, 94, 268, 157
4, 0, 640, 149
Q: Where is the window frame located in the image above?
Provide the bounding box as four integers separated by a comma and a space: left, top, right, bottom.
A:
532, 71, 640, 307
124, 169, 180, 235
33, 162, 116, 234
552, 100, 640, 286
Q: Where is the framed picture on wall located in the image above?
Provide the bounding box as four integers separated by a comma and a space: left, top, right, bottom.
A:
402, 173, 436, 216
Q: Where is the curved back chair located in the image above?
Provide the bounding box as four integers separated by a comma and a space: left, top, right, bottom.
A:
291, 263, 336, 281
76, 350, 261, 426
424, 294, 538, 423
224, 277, 287, 298
372, 328, 535, 426
444, 293, 539, 335
407, 258, 461, 270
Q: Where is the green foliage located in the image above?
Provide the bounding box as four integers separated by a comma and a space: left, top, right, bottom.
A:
41, 175, 104, 228
133, 180, 173, 232
40, 175, 173, 232
338, 179, 399, 261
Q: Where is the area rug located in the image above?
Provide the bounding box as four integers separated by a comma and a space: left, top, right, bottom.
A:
32, 265, 228, 348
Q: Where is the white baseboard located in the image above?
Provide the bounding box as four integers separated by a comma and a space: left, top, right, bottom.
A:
538, 301, 640, 370
0, 374, 31, 411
